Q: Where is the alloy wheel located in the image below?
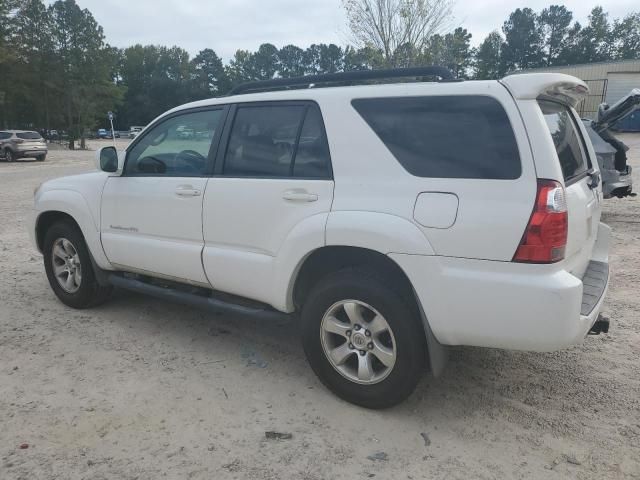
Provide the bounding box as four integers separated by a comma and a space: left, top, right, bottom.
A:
51, 238, 82, 293
320, 300, 397, 385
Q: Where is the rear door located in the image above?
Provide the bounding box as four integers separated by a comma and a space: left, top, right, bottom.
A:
201, 102, 334, 304
538, 100, 601, 276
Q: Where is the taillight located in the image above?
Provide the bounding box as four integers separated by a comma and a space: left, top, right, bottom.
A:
13, 138, 24, 144
513, 179, 568, 263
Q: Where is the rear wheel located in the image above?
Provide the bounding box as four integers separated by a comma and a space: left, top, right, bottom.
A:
36, 154, 46, 161
43, 221, 112, 308
301, 268, 426, 409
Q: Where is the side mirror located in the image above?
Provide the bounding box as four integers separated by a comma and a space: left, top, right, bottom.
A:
97, 146, 119, 173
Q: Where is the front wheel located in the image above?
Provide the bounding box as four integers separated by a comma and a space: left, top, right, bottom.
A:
5, 149, 14, 162
301, 268, 426, 409
43, 221, 112, 309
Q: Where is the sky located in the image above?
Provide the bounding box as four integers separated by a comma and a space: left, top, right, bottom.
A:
47, 0, 639, 60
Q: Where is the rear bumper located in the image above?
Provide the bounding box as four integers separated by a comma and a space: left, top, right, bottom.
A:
390, 222, 611, 352
14, 148, 47, 158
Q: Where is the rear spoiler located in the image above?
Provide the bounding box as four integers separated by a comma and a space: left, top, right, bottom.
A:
500, 73, 589, 108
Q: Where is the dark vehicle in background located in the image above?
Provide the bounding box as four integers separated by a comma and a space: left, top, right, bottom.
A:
0, 130, 47, 162
583, 88, 640, 199
97, 129, 120, 139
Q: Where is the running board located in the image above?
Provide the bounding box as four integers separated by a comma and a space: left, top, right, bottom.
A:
107, 274, 290, 321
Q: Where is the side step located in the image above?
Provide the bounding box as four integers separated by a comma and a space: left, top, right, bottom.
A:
107, 274, 290, 321
588, 315, 610, 335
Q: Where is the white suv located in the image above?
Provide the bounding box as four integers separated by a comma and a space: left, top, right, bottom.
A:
30, 68, 610, 408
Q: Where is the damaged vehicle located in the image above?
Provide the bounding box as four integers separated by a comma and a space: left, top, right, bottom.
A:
583, 88, 640, 198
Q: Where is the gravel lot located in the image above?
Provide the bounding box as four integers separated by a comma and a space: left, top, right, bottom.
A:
1, 137, 639, 480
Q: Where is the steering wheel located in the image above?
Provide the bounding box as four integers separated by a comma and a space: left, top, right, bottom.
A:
175, 150, 206, 172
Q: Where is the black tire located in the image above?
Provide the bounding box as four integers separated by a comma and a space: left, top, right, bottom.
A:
36, 154, 46, 161
5, 149, 14, 162
301, 267, 426, 409
43, 221, 113, 309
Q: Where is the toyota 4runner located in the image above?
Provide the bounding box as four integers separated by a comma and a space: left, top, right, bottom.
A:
30, 68, 611, 408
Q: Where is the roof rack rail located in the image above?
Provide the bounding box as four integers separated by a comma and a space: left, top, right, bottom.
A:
228, 66, 458, 95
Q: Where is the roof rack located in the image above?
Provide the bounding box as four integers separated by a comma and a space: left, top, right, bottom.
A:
228, 66, 458, 95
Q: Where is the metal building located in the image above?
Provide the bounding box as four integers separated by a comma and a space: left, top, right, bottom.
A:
524, 59, 640, 122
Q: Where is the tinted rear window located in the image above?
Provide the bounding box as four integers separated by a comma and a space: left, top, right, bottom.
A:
0, 132, 11, 140
538, 100, 590, 182
17, 132, 42, 140
351, 96, 521, 179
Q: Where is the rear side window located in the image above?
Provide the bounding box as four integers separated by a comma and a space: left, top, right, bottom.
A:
538, 100, 591, 183
223, 103, 332, 179
351, 96, 521, 179
17, 132, 42, 140
0, 132, 11, 140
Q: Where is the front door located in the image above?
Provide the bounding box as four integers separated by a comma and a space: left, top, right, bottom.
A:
101, 108, 225, 285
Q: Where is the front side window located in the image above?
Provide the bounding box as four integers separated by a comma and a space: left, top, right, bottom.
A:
125, 109, 223, 176
538, 100, 591, 183
352, 96, 522, 180
223, 103, 332, 178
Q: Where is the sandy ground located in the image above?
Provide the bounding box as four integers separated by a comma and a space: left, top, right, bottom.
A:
0, 137, 639, 480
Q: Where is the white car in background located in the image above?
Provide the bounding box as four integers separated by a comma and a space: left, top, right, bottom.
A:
30, 68, 610, 408
128, 126, 144, 139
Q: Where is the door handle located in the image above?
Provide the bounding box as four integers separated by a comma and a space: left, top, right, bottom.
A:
282, 189, 318, 202
175, 186, 201, 197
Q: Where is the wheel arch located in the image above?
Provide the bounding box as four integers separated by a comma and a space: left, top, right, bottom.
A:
36, 211, 80, 252
291, 245, 447, 376
34, 188, 113, 270
291, 246, 414, 311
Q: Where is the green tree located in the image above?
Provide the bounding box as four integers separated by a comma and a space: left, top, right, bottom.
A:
555, 21, 583, 65
278, 44, 306, 77
49, 0, 122, 147
0, 0, 19, 127
226, 44, 278, 85
473, 31, 503, 79
444, 27, 472, 77
190, 48, 229, 98
538, 5, 573, 66
612, 13, 640, 60
251, 43, 279, 80
501, 7, 544, 71
117, 44, 192, 127
343, 45, 385, 70
578, 6, 614, 62
9, 0, 58, 129
304, 43, 344, 74
226, 49, 253, 85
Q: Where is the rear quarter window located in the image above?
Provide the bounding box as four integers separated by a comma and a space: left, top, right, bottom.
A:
351, 95, 522, 180
538, 100, 591, 183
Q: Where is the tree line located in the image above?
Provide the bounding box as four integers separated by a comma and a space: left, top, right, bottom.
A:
1, 0, 639, 144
